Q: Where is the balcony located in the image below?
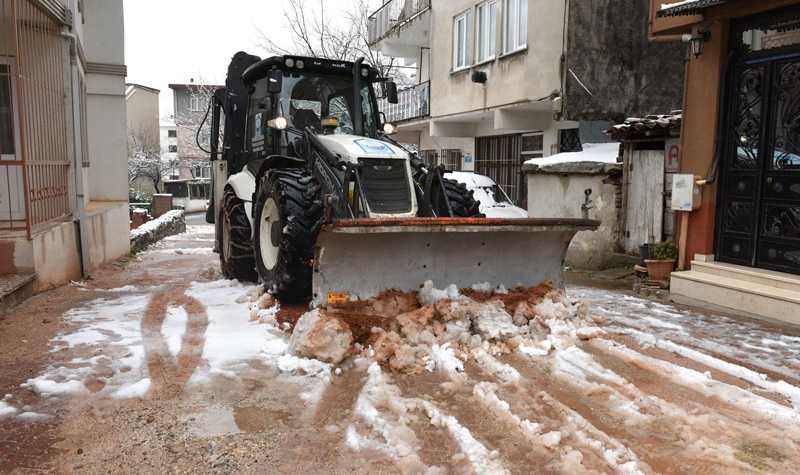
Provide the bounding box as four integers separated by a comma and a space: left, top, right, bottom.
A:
368, 0, 431, 59
379, 81, 430, 123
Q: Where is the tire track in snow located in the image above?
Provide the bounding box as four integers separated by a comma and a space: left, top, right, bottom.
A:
585, 339, 800, 473
502, 351, 769, 474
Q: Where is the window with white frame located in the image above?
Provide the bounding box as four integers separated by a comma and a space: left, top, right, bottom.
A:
189, 95, 206, 112
504, 0, 528, 54
476, 1, 497, 63
453, 10, 472, 70
520, 132, 544, 160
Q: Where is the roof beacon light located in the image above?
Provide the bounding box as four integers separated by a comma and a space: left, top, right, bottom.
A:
383, 122, 396, 135
285, 58, 295, 68
296, 59, 305, 70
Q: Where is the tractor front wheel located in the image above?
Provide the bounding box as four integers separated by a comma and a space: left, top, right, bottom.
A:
253, 170, 322, 303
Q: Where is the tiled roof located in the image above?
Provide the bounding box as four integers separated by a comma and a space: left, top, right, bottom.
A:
607, 112, 682, 141
657, 0, 727, 17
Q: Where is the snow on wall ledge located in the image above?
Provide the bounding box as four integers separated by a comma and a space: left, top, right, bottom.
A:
129, 210, 186, 253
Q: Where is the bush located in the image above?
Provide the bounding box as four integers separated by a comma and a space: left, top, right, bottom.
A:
652, 241, 678, 261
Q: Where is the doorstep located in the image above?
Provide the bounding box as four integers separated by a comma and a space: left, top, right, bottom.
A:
671, 260, 800, 327
0, 272, 36, 313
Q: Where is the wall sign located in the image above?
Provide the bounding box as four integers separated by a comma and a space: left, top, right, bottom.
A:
665, 138, 681, 172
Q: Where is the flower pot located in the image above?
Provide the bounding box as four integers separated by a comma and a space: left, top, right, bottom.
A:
645, 259, 675, 282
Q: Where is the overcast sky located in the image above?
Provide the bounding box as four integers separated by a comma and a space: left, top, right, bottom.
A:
124, 0, 359, 119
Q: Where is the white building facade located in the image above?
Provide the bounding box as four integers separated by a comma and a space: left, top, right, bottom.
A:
0, 0, 129, 291
370, 0, 684, 207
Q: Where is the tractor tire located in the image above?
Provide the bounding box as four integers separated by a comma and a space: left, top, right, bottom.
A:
252, 169, 322, 303
427, 176, 484, 218
218, 188, 258, 282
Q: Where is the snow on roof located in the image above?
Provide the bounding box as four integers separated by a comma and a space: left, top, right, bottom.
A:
446, 171, 496, 188
524, 143, 620, 167
658, 0, 727, 17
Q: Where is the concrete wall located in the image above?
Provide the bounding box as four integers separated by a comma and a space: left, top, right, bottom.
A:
564, 0, 685, 122
526, 163, 622, 270
84, 201, 130, 270
84, 0, 128, 202
428, 0, 565, 119
126, 87, 160, 147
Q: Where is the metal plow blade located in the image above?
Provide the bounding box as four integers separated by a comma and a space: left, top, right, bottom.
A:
311, 218, 599, 307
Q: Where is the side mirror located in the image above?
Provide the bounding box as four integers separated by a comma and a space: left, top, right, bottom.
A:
267, 69, 283, 94
385, 81, 399, 104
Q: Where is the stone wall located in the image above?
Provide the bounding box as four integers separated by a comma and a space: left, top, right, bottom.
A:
129, 210, 186, 253
525, 162, 623, 270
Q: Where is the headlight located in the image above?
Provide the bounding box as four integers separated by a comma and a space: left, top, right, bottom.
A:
285, 58, 295, 68
383, 123, 396, 135
296, 59, 305, 69
268, 117, 288, 130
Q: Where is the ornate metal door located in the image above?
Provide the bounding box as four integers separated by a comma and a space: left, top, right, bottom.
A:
717, 11, 800, 274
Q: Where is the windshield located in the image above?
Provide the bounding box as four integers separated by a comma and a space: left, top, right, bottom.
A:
278, 72, 378, 138
473, 184, 512, 207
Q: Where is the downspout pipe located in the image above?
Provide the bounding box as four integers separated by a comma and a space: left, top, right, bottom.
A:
61, 30, 90, 277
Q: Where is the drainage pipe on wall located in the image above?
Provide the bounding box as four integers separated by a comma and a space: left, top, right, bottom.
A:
61, 30, 91, 278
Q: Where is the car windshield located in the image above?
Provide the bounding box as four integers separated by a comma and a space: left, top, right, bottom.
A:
278, 72, 378, 137
477, 184, 512, 206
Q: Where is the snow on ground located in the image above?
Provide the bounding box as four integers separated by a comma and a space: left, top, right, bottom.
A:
22, 225, 331, 417
17, 223, 800, 473
570, 286, 800, 383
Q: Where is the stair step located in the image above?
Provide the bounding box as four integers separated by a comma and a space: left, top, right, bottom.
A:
0, 272, 36, 312
690, 260, 800, 292
671, 270, 800, 326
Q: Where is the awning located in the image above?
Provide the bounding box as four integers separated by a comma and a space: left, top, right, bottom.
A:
657, 0, 727, 18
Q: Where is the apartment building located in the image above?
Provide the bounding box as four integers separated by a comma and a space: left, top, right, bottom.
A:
0, 0, 129, 293
126, 83, 160, 195
168, 82, 220, 181
370, 0, 685, 206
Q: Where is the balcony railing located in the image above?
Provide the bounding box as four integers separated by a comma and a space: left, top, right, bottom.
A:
379, 81, 430, 123
368, 0, 431, 45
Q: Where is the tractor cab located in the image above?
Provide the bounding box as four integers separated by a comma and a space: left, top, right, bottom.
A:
239, 56, 397, 159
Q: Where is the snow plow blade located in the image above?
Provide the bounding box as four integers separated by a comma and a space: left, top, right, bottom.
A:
311, 218, 599, 307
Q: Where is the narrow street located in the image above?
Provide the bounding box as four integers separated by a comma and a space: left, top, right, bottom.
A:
1, 224, 799, 474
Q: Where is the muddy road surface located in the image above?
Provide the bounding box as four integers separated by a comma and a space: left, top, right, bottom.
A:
1, 224, 799, 474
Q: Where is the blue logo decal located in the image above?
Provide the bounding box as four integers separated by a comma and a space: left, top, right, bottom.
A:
354, 139, 394, 156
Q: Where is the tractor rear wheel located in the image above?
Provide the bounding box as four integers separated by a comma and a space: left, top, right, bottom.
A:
253, 170, 322, 303
427, 176, 484, 218
219, 188, 257, 282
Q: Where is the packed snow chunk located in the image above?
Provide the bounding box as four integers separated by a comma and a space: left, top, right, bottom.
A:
276, 354, 332, 376
418, 281, 460, 306
518, 339, 553, 357
425, 343, 465, 380
25, 376, 86, 397
112, 378, 151, 399
473, 303, 519, 340
473, 349, 520, 384
17, 411, 50, 422
0, 400, 17, 418
289, 309, 353, 364
540, 431, 562, 450
396, 305, 436, 342
576, 327, 607, 341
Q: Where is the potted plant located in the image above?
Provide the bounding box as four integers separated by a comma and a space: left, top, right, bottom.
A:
645, 241, 677, 281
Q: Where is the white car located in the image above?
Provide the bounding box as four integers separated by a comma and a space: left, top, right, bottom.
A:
445, 171, 528, 218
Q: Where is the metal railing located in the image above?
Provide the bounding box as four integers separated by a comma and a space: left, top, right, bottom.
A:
378, 81, 430, 123
368, 0, 431, 45
0, 0, 71, 237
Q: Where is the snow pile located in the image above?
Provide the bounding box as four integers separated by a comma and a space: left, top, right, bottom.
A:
347, 280, 601, 378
